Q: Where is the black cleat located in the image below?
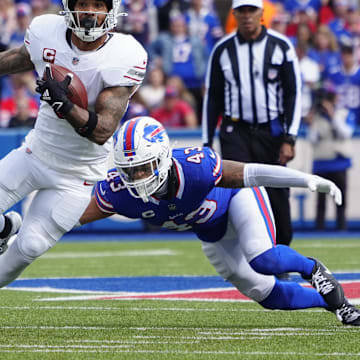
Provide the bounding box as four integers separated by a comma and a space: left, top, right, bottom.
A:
302, 258, 345, 310
0, 211, 22, 255
335, 300, 360, 326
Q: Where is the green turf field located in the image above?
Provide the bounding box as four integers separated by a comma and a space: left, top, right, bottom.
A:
0, 237, 360, 359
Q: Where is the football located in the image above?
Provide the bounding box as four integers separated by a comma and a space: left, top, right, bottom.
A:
43, 63, 88, 109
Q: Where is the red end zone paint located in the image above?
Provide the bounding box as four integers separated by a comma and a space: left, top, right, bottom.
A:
342, 282, 360, 299
97, 282, 360, 302
98, 289, 248, 301
8, 276, 360, 304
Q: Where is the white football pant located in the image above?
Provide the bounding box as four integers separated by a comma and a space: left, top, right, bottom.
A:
0, 145, 93, 287
202, 187, 276, 302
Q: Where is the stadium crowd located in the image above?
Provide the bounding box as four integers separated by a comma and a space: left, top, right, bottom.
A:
0, 0, 359, 230
1, 0, 360, 129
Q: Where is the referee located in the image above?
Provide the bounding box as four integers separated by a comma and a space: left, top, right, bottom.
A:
202, 0, 302, 252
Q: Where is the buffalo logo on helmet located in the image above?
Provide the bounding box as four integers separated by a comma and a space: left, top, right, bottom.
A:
143, 125, 165, 144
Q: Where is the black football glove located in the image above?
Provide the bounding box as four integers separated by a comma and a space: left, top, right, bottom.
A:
36, 64, 74, 117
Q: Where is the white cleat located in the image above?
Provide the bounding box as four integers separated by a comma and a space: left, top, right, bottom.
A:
0, 211, 22, 255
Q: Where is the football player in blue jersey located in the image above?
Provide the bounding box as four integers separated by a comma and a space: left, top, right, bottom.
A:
80, 116, 360, 326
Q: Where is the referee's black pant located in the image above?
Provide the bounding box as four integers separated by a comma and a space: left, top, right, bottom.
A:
219, 118, 293, 247
314, 169, 347, 230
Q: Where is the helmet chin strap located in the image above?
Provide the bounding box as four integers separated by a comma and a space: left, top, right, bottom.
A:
153, 178, 169, 199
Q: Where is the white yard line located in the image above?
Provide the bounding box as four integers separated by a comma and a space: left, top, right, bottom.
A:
1, 305, 360, 313
294, 243, 360, 248
41, 249, 179, 258
0, 347, 359, 356
33, 295, 360, 305
0, 325, 359, 333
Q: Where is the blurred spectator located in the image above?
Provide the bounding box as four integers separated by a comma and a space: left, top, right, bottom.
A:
291, 22, 314, 47
184, 0, 223, 55
282, 0, 322, 14
328, 0, 353, 41
150, 85, 198, 128
9, 2, 32, 49
166, 75, 197, 111
346, 7, 360, 35
148, 13, 207, 123
117, 0, 158, 49
0, 74, 39, 128
286, 8, 317, 39
138, 66, 166, 110
8, 95, 36, 128
308, 24, 341, 78
30, 0, 60, 17
345, 7, 360, 61
155, 0, 191, 32
270, 13, 289, 35
324, 38, 360, 125
308, 86, 355, 230
318, 0, 335, 24
0, 0, 17, 51
296, 42, 321, 122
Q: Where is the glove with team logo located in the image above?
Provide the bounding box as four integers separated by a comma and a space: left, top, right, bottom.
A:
35, 64, 74, 117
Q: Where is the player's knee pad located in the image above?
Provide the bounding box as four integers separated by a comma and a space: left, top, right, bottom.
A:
227, 273, 274, 303
202, 242, 274, 303
16, 226, 56, 261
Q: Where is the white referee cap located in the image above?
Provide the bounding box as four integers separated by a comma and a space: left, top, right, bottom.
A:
232, 0, 263, 9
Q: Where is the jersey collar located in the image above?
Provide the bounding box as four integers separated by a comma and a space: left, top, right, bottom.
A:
236, 25, 267, 44
66, 29, 114, 51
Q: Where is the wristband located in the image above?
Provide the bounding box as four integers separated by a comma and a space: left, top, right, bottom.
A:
75, 111, 98, 137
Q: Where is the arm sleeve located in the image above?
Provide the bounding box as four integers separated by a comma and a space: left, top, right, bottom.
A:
243, 163, 311, 188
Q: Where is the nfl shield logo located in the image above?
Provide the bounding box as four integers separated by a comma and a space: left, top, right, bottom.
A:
72, 57, 80, 65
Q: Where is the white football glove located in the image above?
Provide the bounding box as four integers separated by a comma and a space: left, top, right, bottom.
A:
307, 175, 342, 206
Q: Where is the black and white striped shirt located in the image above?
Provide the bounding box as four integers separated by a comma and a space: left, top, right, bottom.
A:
202, 26, 302, 146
